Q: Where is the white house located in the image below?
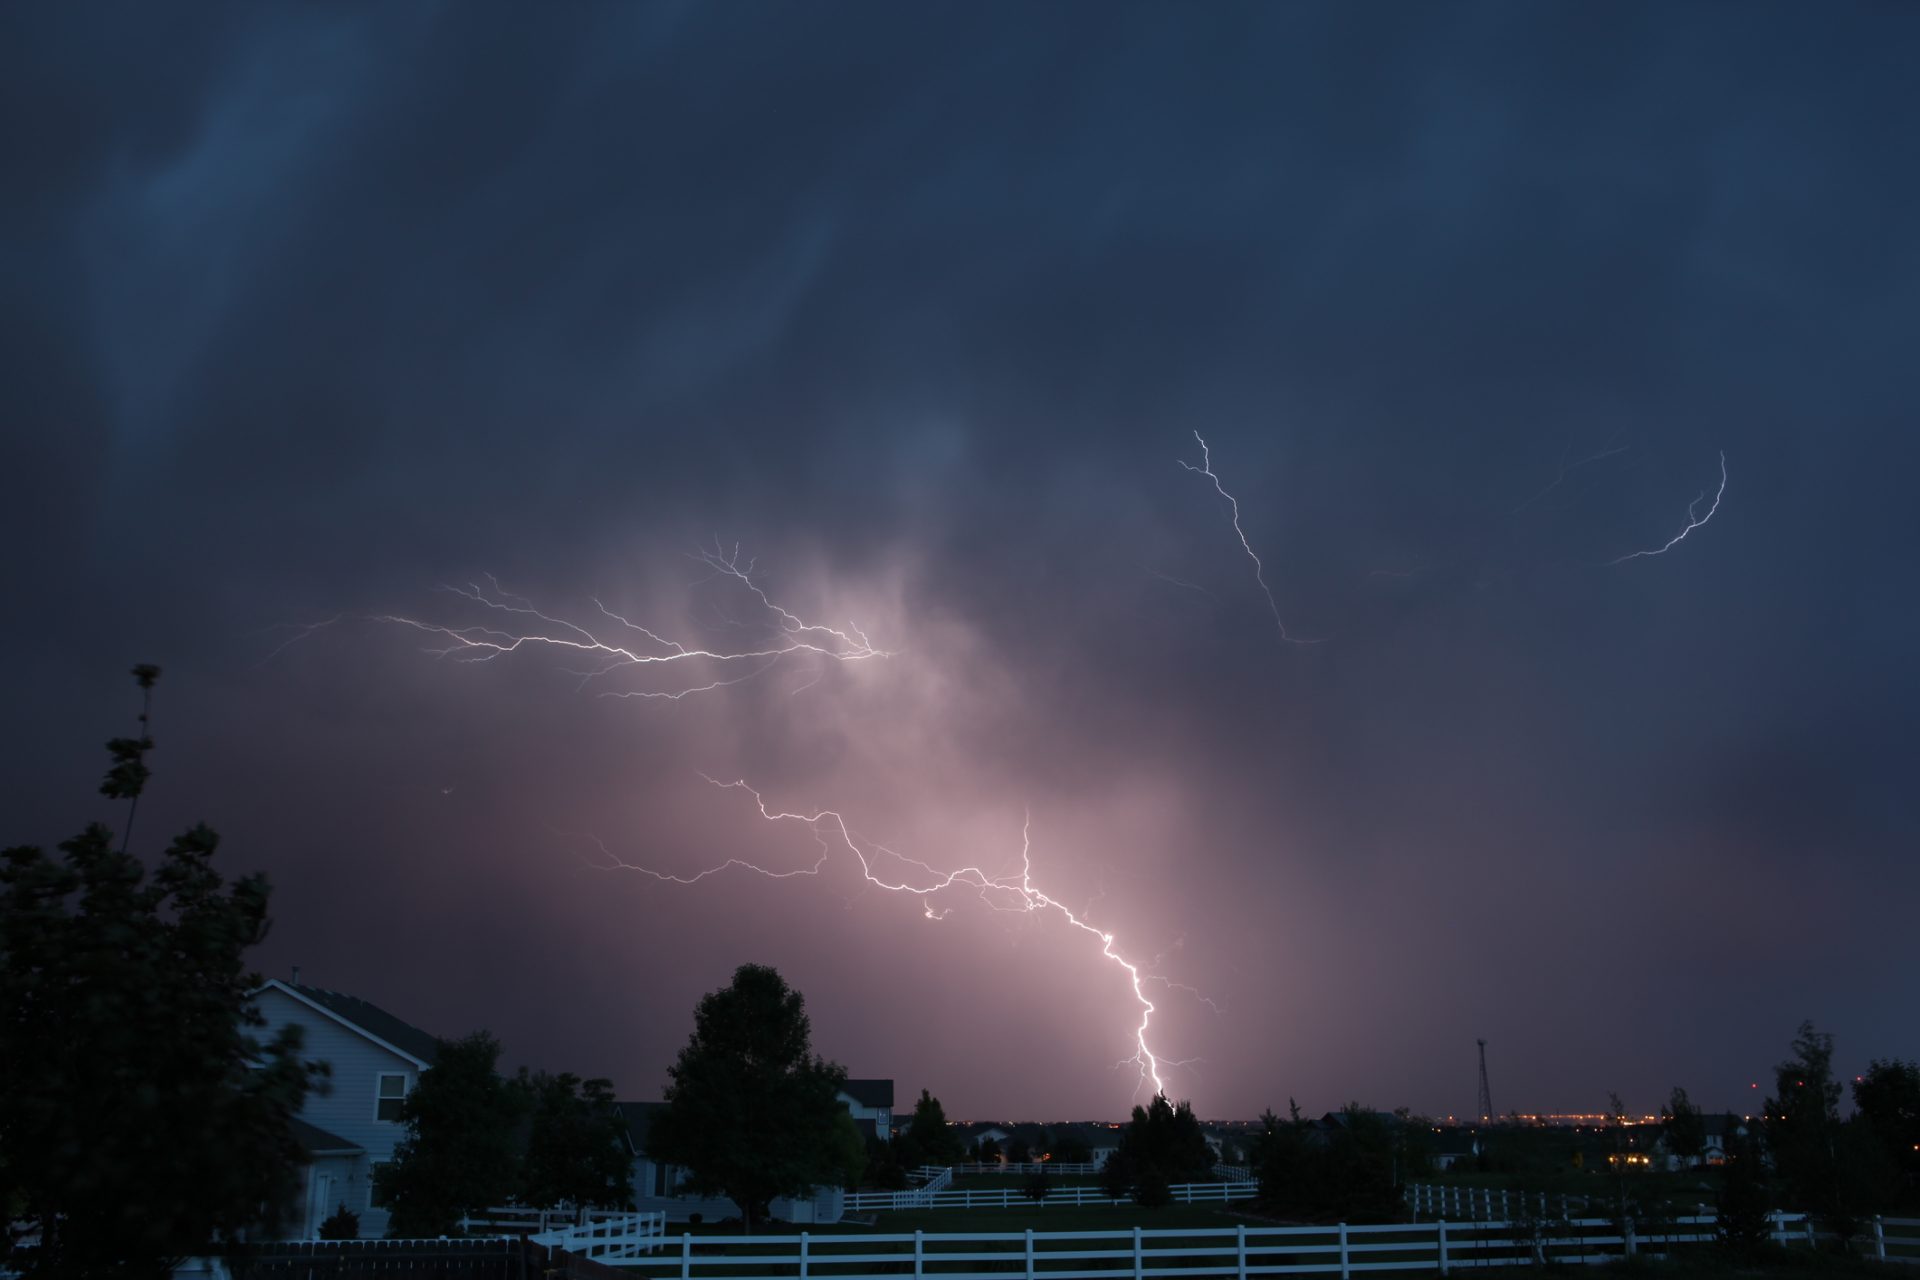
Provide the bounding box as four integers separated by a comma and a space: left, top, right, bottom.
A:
250, 978, 442, 1239
837, 1079, 894, 1142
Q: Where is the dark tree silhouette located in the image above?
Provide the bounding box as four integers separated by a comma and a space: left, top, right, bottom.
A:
1, 666, 322, 1277
516, 1070, 634, 1212
377, 1032, 523, 1236
645, 964, 848, 1231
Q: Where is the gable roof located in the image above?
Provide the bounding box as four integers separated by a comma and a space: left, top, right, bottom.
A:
289, 1117, 363, 1157
841, 1079, 894, 1109
255, 978, 441, 1069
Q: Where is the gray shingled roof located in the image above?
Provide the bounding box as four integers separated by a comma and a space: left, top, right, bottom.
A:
289, 1116, 362, 1156
841, 1078, 893, 1109
287, 982, 442, 1066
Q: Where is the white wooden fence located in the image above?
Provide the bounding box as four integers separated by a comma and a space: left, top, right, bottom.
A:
1213, 1164, 1255, 1185
1406, 1183, 1603, 1222
954, 1162, 1105, 1176
521, 1214, 1920, 1276
842, 1180, 1256, 1213
530, 1210, 667, 1260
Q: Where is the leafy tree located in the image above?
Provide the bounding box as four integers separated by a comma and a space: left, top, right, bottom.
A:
1716, 1115, 1773, 1257
1661, 1087, 1706, 1169
864, 1135, 908, 1189
1022, 1170, 1051, 1202
1854, 1059, 1920, 1209
976, 1136, 1003, 1162
1051, 1131, 1093, 1164
828, 1110, 868, 1191
516, 1070, 633, 1211
0, 666, 323, 1277
1252, 1108, 1313, 1211
1008, 1137, 1033, 1165
904, 1089, 964, 1167
1764, 1022, 1844, 1219
377, 1032, 523, 1236
646, 964, 849, 1231
1117, 1094, 1214, 1188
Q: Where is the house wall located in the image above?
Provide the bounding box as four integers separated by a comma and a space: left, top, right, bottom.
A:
255, 987, 422, 1238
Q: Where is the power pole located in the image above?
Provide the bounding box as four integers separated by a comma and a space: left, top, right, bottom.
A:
1476, 1039, 1493, 1125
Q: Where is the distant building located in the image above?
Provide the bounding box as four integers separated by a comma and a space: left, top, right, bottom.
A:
838, 1079, 895, 1141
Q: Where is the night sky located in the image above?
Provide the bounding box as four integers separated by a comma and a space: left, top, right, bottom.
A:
6, 3, 1917, 1122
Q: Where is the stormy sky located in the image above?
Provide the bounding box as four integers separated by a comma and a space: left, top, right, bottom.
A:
6, 2, 1917, 1122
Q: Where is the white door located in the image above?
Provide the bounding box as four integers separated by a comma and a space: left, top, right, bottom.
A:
308, 1170, 334, 1238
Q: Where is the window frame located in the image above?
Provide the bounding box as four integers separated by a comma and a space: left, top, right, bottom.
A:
374, 1072, 410, 1123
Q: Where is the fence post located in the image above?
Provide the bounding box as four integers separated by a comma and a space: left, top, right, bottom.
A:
800, 1232, 810, 1280
1770, 1211, 1786, 1248
1133, 1226, 1143, 1280
915, 1229, 925, 1279
1237, 1224, 1247, 1280
1804, 1217, 1816, 1248
1437, 1219, 1449, 1276
1025, 1228, 1036, 1280
1624, 1219, 1636, 1258
1500, 1189, 1509, 1221
681, 1230, 692, 1280
1338, 1223, 1350, 1280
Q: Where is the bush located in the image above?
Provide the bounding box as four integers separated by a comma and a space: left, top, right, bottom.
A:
1135, 1169, 1171, 1208
317, 1205, 359, 1240
1023, 1172, 1050, 1203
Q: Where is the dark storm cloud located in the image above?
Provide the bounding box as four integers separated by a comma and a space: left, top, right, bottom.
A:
5, 2, 1917, 1119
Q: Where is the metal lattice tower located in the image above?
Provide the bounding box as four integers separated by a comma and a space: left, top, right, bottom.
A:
1476, 1039, 1493, 1124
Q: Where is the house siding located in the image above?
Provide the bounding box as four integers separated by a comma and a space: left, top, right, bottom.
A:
255, 987, 424, 1238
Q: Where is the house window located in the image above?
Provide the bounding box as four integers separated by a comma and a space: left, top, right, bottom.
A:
376, 1073, 409, 1122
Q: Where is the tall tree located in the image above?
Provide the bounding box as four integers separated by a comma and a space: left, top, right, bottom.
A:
1764, 1022, 1843, 1217
1854, 1059, 1920, 1209
376, 1032, 523, 1236
646, 964, 848, 1231
1117, 1093, 1215, 1199
516, 1070, 634, 1212
0, 666, 322, 1277
1661, 1087, 1706, 1170
904, 1089, 964, 1166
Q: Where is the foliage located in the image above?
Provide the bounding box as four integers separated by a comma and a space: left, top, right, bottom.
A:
1008, 1136, 1032, 1165
0, 667, 322, 1278
865, 1135, 908, 1189
1022, 1171, 1051, 1202
1716, 1115, 1774, 1256
828, 1109, 869, 1191
377, 1032, 524, 1236
1764, 1021, 1857, 1234
1099, 1150, 1136, 1200
516, 1070, 633, 1210
645, 964, 849, 1231
976, 1136, 1002, 1162
1661, 1087, 1707, 1169
1853, 1059, 1920, 1209
1251, 1103, 1400, 1222
1051, 1131, 1093, 1164
317, 1205, 360, 1241
1134, 1168, 1171, 1208
1118, 1094, 1214, 1186
904, 1089, 964, 1166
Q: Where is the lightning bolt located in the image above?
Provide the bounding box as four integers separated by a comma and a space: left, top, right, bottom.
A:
1609, 452, 1728, 565
272, 543, 889, 699
581, 778, 1182, 1100
1512, 432, 1630, 514
1178, 431, 1320, 644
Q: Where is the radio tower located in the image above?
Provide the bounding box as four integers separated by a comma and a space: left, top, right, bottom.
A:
1476, 1039, 1494, 1125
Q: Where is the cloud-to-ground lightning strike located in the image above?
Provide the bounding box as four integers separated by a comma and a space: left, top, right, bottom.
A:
1178, 431, 1319, 644
583, 779, 1187, 1099
1609, 451, 1728, 565
272, 544, 888, 698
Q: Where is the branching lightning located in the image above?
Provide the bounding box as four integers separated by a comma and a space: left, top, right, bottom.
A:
581, 778, 1186, 1099
271, 544, 889, 698
1178, 431, 1319, 644
1512, 432, 1630, 514
1609, 452, 1728, 565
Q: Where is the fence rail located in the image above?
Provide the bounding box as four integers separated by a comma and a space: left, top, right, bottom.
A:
838, 1180, 1256, 1213
542, 1217, 1699, 1277
531, 1210, 668, 1261
953, 1162, 1105, 1176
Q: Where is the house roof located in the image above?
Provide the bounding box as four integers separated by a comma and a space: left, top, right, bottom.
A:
256, 979, 442, 1068
290, 1117, 363, 1157
841, 1079, 894, 1109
